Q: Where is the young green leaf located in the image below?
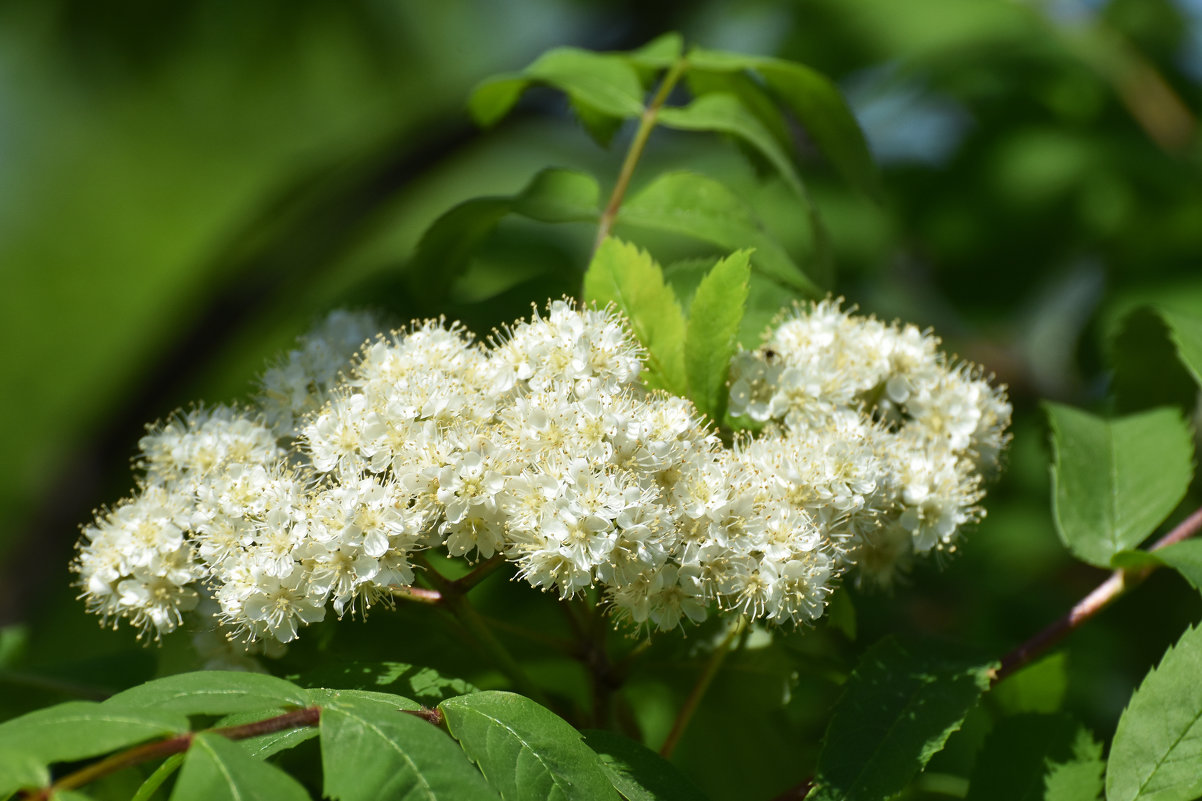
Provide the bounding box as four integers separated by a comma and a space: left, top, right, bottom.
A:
1046, 404, 1194, 568
0, 750, 48, 797
171, 732, 310, 801
440, 691, 618, 801
809, 637, 995, 801
1107, 623, 1202, 801
685, 48, 881, 199
468, 49, 645, 128
313, 689, 499, 801
1159, 308, 1202, 388
581, 729, 711, 801
583, 237, 688, 395
685, 250, 751, 421
964, 714, 1102, 801
615, 171, 819, 296
105, 671, 309, 717
0, 702, 188, 765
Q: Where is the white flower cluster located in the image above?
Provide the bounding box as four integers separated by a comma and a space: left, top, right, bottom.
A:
74, 299, 1009, 645
729, 299, 1011, 583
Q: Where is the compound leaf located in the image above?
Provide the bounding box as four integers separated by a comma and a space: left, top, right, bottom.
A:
440, 691, 617, 801
1046, 404, 1194, 568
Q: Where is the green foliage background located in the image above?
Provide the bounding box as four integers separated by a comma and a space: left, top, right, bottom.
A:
1, 0, 1201, 798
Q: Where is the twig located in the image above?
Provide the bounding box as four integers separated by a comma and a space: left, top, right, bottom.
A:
994, 504, 1202, 684
592, 57, 688, 253
660, 616, 747, 758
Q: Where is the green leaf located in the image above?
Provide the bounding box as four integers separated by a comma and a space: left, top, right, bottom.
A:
106, 671, 309, 717
1044, 729, 1105, 801
686, 48, 881, 199
657, 92, 832, 286
1046, 404, 1194, 567
685, 250, 751, 420
469, 49, 645, 128
0, 702, 188, 764
440, 691, 618, 801
808, 637, 995, 801
0, 749, 48, 797
1107, 623, 1202, 801
659, 93, 803, 197
625, 33, 684, 69
410, 168, 599, 303
1159, 308, 1202, 388
965, 714, 1102, 801
583, 237, 688, 395
313, 689, 498, 801
581, 729, 711, 801
131, 753, 184, 801
1109, 308, 1199, 414
615, 171, 820, 296
171, 732, 310, 801
292, 662, 477, 706
1140, 540, 1202, 591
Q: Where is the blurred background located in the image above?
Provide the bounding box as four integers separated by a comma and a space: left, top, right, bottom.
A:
1, 0, 1200, 796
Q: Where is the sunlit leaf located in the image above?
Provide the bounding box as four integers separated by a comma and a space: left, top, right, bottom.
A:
616, 171, 819, 295
1159, 308, 1202, 389
440, 691, 617, 801
1107, 623, 1202, 801
1046, 404, 1194, 567
583, 237, 688, 395
469, 49, 645, 127
685, 250, 751, 420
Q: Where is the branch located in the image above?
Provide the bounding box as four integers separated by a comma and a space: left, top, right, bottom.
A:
994, 504, 1202, 684
592, 57, 688, 253
660, 616, 746, 758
